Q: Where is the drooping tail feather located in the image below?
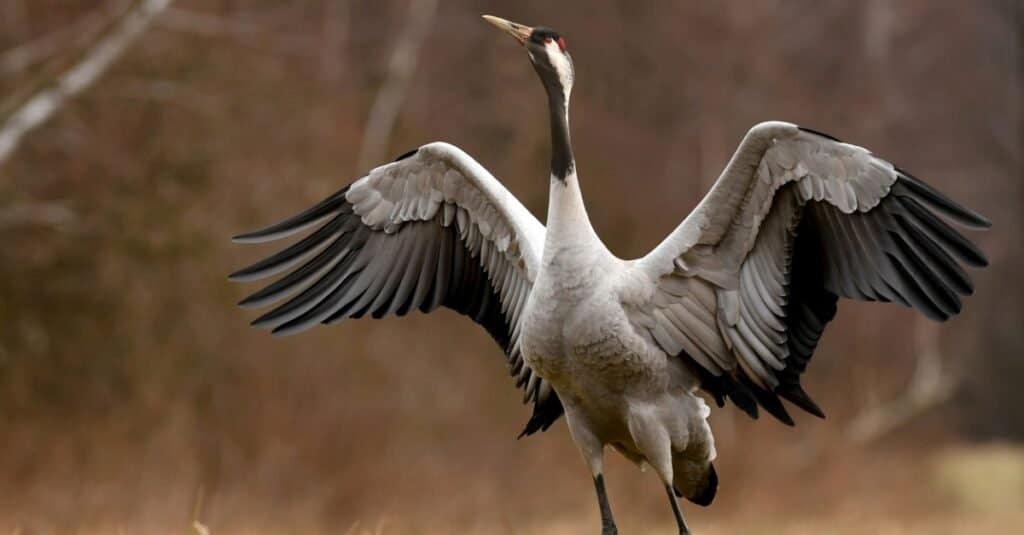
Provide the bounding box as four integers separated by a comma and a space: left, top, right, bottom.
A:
674, 461, 718, 507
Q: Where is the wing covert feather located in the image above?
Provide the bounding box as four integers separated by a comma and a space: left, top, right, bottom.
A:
628, 122, 989, 424
232, 142, 562, 436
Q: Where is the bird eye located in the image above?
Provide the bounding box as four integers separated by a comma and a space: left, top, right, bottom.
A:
544, 37, 552, 44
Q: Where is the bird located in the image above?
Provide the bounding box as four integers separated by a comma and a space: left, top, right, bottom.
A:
229, 15, 990, 535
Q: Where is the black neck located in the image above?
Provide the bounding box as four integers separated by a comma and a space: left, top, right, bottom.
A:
530, 46, 575, 181
535, 70, 573, 181
547, 90, 574, 180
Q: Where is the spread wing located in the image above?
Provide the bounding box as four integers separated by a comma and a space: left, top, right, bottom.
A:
630, 121, 989, 424
230, 142, 562, 436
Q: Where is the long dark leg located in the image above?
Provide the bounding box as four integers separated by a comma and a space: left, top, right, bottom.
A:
594, 474, 617, 535
665, 485, 690, 535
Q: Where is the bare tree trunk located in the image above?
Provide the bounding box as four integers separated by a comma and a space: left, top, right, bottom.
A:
356, 0, 438, 172
0, 0, 174, 167
0, 5, 117, 79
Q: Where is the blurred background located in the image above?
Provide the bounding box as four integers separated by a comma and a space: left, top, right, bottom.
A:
1, 1, 1021, 533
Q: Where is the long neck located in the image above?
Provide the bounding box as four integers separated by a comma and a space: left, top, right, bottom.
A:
542, 85, 604, 261
547, 88, 574, 180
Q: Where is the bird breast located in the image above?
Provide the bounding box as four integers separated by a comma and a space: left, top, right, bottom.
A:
521, 254, 667, 400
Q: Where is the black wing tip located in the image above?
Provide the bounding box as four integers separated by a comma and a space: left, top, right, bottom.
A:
517, 420, 556, 439
517, 415, 552, 439
231, 228, 296, 245
895, 169, 993, 230
232, 231, 271, 244
727, 382, 760, 420
238, 294, 266, 308
249, 316, 274, 328
269, 321, 312, 336
973, 215, 993, 230
776, 383, 826, 419
518, 392, 565, 439
882, 251, 959, 322
709, 371, 760, 421
229, 186, 352, 245
895, 199, 990, 270
739, 375, 794, 426
681, 354, 759, 418
228, 267, 265, 282
797, 125, 842, 143
394, 147, 419, 162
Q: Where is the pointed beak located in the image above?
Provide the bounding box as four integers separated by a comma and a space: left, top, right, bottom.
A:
482, 15, 533, 46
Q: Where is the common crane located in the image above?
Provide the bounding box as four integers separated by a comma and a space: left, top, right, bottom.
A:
230, 15, 990, 534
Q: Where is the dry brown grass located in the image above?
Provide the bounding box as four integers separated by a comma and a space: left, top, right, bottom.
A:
3, 443, 1021, 534
1, 1, 1020, 534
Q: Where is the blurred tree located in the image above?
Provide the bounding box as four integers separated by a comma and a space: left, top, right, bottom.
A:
0, 1, 1018, 532
0, 0, 174, 166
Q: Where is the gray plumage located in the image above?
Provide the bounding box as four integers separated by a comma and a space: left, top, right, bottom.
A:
231, 16, 989, 535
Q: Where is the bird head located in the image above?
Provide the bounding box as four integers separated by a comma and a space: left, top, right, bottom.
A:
483, 15, 574, 103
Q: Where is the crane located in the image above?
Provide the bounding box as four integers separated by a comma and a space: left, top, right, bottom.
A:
230, 15, 990, 535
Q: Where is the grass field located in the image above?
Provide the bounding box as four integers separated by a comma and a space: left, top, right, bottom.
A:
10, 443, 1018, 534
